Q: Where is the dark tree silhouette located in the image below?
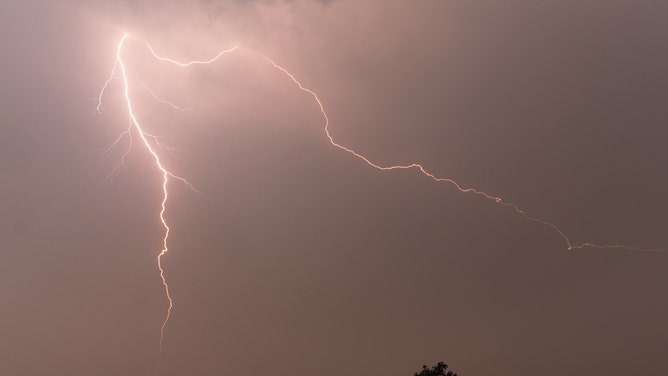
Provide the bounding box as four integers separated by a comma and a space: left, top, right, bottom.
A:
414, 362, 458, 376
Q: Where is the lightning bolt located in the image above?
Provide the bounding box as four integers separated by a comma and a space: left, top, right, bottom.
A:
96, 32, 664, 355
96, 33, 236, 352
262, 57, 664, 253
107, 33, 174, 350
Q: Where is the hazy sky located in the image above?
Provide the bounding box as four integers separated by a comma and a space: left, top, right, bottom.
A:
1, 1, 667, 375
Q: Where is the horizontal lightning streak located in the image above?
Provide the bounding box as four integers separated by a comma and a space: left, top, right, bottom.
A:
263, 56, 664, 254
146, 43, 239, 66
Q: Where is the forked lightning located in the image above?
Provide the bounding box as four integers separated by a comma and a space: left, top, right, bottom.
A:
96, 33, 664, 354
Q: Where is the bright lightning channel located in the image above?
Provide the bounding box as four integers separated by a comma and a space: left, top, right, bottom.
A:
96, 33, 237, 351
262, 57, 665, 254
97, 33, 664, 353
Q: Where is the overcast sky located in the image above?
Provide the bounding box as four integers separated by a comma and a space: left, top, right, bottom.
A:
1, 1, 667, 375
